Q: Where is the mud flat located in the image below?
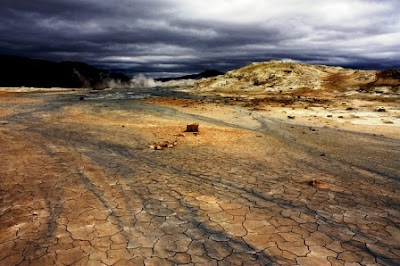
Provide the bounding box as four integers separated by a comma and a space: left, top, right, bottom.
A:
0, 87, 399, 265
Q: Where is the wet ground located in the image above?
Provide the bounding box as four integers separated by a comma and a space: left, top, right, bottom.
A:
0, 88, 399, 265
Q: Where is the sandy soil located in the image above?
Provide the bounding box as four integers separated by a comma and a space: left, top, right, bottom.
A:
144, 92, 400, 139
0, 87, 399, 265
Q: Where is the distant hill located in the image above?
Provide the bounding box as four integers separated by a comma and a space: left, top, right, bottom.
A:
195, 60, 400, 93
0, 55, 130, 88
157, 69, 224, 82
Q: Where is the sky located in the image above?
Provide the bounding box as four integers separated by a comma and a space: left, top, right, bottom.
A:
1, 0, 399, 78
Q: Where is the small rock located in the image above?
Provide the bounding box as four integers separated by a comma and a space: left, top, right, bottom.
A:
338, 116, 344, 119
186, 123, 199, 132
161, 142, 168, 148
310, 180, 328, 189
287, 116, 295, 119
0, 121, 9, 125
151, 140, 177, 150
327, 115, 332, 118
375, 107, 386, 112
79, 96, 85, 101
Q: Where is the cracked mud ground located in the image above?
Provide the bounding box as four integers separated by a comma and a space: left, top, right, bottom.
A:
0, 90, 399, 265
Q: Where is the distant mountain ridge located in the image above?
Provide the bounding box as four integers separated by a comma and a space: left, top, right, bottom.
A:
0, 55, 130, 88
157, 69, 224, 82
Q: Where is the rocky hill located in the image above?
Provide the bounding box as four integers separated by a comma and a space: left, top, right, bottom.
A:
194, 60, 399, 94
0, 55, 130, 89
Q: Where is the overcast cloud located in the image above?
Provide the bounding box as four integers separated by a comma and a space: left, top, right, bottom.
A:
0, 0, 399, 77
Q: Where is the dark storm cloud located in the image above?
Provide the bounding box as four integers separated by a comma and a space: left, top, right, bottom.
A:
1, 0, 399, 77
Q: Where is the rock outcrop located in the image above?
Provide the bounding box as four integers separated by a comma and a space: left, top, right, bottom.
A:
194, 60, 397, 94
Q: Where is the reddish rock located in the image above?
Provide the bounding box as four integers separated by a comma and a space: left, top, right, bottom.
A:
186, 123, 199, 132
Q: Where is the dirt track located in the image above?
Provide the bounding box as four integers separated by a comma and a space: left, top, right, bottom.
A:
1, 89, 399, 265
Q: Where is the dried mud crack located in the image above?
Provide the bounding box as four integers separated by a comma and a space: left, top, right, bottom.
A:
0, 89, 399, 265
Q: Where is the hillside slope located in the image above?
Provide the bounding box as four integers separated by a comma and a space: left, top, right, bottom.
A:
195, 60, 399, 94
0, 55, 130, 88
